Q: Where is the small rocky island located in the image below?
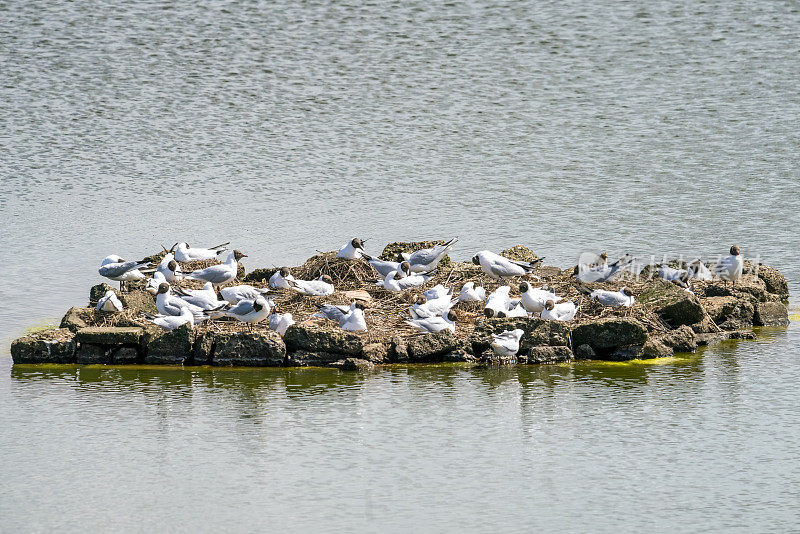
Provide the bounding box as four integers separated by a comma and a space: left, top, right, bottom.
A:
11, 242, 790, 370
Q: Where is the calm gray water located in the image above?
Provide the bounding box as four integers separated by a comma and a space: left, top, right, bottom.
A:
1, 0, 799, 531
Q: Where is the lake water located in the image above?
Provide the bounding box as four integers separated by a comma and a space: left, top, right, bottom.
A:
1, 0, 798, 531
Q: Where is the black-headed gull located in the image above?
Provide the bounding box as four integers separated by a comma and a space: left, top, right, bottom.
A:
289, 275, 335, 296
409, 294, 452, 319
714, 245, 744, 287
687, 259, 712, 281
336, 238, 366, 260
405, 309, 457, 333
268, 311, 295, 336
491, 329, 524, 359
174, 283, 229, 311
185, 250, 247, 286
472, 250, 542, 280
361, 254, 410, 278
173, 241, 229, 262
657, 265, 689, 283
577, 284, 634, 308
402, 238, 458, 273
96, 290, 123, 312
98, 255, 150, 291
220, 284, 270, 305
145, 271, 168, 295
378, 270, 432, 292
484, 285, 513, 318
269, 267, 295, 289
156, 253, 183, 283
422, 284, 451, 300
541, 299, 580, 321
155, 283, 208, 322
212, 296, 272, 329
519, 282, 562, 313
456, 282, 486, 303
340, 301, 368, 331
577, 254, 633, 283
143, 307, 196, 331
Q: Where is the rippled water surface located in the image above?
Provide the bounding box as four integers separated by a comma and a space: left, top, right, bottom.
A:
1, 0, 799, 531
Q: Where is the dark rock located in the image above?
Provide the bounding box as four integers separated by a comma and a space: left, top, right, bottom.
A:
214, 331, 286, 366
379, 240, 452, 267
242, 267, 279, 283
283, 324, 364, 356
76, 344, 111, 364
753, 301, 789, 327
469, 317, 570, 358
526, 346, 574, 364
700, 296, 754, 330
405, 330, 462, 362
691, 315, 721, 334
112, 347, 140, 364
193, 332, 215, 365
362, 343, 390, 363
10, 329, 76, 364
638, 279, 706, 326
480, 351, 518, 365
696, 330, 757, 346
60, 307, 95, 333
390, 335, 409, 363
744, 261, 789, 300
658, 325, 698, 353
119, 290, 157, 314
75, 327, 143, 345
441, 350, 476, 363
571, 318, 648, 353
285, 350, 343, 366
499, 245, 542, 263
145, 324, 194, 364
575, 344, 596, 359
330, 358, 375, 371
641, 338, 674, 359
89, 283, 119, 307
702, 276, 772, 303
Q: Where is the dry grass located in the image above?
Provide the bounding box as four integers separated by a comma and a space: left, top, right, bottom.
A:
85, 248, 709, 342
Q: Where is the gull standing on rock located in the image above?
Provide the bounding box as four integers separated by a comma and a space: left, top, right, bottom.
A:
491, 329, 524, 359
289, 275, 335, 296
456, 282, 486, 303
173, 242, 229, 262
472, 250, 543, 281
336, 238, 366, 260
405, 309, 457, 334
577, 284, 635, 308
519, 282, 562, 313
269, 267, 295, 289
220, 285, 271, 305
401, 238, 458, 273
143, 307, 196, 331
714, 245, 744, 287
541, 299, 580, 322
96, 290, 123, 312
186, 250, 247, 286
98, 255, 150, 291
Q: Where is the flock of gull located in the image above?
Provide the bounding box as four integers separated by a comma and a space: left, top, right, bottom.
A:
96, 239, 745, 360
